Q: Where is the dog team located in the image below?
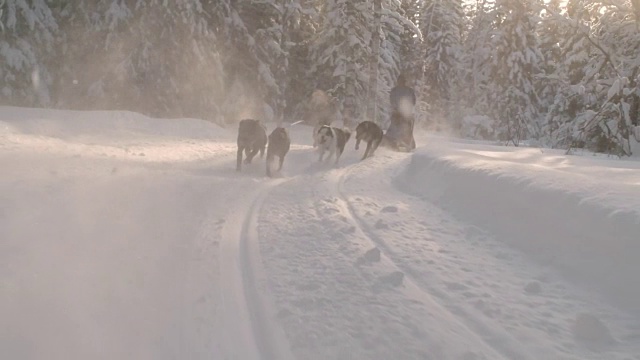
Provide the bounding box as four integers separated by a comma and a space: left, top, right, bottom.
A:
236, 118, 384, 177
236, 75, 417, 176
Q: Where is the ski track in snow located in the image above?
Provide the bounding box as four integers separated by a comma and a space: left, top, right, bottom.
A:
219, 175, 295, 360
334, 168, 528, 360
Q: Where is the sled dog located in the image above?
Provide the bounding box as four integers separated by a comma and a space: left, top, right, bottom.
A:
354, 121, 384, 160
236, 119, 267, 171
266, 127, 291, 177
316, 125, 351, 164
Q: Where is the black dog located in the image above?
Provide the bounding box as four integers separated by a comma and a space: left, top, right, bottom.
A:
236, 119, 267, 171
355, 121, 383, 160
266, 127, 291, 177
316, 125, 351, 164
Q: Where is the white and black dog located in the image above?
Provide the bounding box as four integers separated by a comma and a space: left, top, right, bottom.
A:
316, 125, 351, 164
354, 121, 383, 160
236, 119, 267, 172
266, 127, 291, 177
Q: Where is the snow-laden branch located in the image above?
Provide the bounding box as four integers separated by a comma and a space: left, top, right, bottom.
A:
381, 8, 422, 40
0, 0, 5, 32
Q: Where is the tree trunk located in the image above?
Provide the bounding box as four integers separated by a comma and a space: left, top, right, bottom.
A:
366, 0, 382, 125
344, 1, 358, 129
277, 0, 290, 126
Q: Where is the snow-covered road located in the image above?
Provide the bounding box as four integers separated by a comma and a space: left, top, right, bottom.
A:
2, 107, 639, 360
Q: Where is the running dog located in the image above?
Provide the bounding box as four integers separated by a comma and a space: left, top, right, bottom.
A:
354, 121, 383, 160
266, 127, 291, 177
316, 125, 351, 164
236, 119, 267, 172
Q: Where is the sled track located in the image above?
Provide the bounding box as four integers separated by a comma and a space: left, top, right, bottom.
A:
333, 165, 530, 360
219, 179, 295, 360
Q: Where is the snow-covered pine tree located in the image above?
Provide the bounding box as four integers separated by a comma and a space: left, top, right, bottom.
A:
308, 0, 371, 128
570, 1, 640, 155
51, 0, 223, 121
420, 0, 464, 129
49, 0, 132, 110
537, 0, 565, 126
128, 0, 220, 118
214, 0, 289, 124
459, 0, 496, 136
366, 0, 420, 128
486, 0, 543, 144
399, 0, 423, 83
382, 0, 421, 124
281, 0, 321, 121
366, 0, 383, 123
0, 0, 57, 107
542, 0, 593, 148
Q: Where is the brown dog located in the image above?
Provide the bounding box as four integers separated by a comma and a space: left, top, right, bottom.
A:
266, 127, 291, 177
236, 119, 267, 171
355, 121, 383, 160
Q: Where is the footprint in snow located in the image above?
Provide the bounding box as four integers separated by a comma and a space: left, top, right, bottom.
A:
380, 205, 398, 213
374, 219, 388, 229
444, 281, 469, 291
524, 281, 542, 295
377, 271, 404, 287
572, 313, 616, 348
296, 282, 321, 291
356, 247, 381, 265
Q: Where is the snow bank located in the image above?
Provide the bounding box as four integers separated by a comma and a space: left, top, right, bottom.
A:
0, 106, 233, 163
397, 139, 640, 311
0, 106, 229, 140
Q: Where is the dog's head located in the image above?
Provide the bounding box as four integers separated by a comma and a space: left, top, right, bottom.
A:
238, 118, 259, 136
238, 119, 265, 143
317, 125, 333, 145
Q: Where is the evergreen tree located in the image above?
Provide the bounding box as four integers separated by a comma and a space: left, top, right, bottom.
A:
0, 0, 57, 107
420, 0, 464, 126
370, 0, 420, 127
309, 0, 371, 127
487, 0, 543, 144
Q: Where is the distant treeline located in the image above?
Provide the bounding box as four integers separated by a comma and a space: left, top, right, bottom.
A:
2, 0, 639, 154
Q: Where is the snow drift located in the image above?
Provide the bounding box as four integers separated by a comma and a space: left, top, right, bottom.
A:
398, 138, 640, 311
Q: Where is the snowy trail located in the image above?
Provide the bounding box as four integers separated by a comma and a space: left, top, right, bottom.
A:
1, 109, 263, 359
219, 176, 295, 360
4, 107, 640, 360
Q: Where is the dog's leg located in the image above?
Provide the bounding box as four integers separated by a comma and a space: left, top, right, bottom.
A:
246, 147, 258, 164
370, 138, 381, 156
328, 147, 336, 163
236, 146, 244, 171
278, 155, 285, 171
362, 141, 372, 160
312, 125, 319, 148
318, 147, 325, 162
266, 153, 273, 177
355, 138, 361, 150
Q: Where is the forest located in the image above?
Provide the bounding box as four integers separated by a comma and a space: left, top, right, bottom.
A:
2, 0, 640, 155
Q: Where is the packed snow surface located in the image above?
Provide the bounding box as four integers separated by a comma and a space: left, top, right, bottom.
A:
2, 106, 640, 360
